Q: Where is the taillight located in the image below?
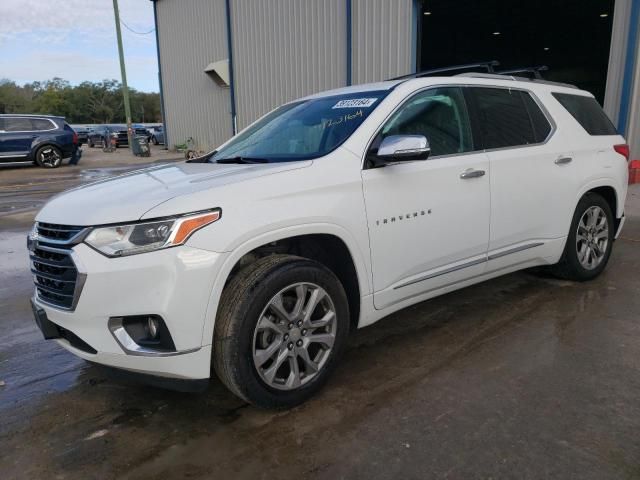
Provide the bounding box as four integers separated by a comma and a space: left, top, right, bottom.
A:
614, 144, 630, 161
72, 131, 79, 145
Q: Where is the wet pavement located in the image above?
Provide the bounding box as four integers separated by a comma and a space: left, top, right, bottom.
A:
1, 156, 640, 479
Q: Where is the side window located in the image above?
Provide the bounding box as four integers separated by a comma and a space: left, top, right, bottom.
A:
32, 118, 54, 131
5, 117, 33, 132
472, 88, 543, 149
375, 87, 474, 157
552, 92, 617, 135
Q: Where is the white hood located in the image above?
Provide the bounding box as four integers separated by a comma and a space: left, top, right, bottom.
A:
36, 161, 310, 225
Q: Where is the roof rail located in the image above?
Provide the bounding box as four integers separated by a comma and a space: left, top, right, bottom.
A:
389, 60, 500, 81
497, 65, 549, 79
456, 72, 516, 80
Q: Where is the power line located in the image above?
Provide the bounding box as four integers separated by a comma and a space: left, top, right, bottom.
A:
119, 18, 155, 35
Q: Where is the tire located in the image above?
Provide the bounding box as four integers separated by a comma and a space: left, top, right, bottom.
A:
88, 140, 94, 148
551, 193, 614, 281
213, 254, 350, 408
152, 136, 158, 145
34, 145, 63, 168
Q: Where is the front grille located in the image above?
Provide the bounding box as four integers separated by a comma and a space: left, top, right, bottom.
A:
37, 222, 84, 242
31, 223, 87, 310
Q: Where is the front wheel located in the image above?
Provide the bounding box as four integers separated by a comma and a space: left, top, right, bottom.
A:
551, 193, 614, 281
213, 255, 350, 408
34, 145, 62, 168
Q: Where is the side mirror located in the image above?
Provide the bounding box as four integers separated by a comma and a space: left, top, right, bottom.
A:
374, 135, 430, 166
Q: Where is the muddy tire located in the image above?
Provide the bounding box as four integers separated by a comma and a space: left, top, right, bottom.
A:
213, 254, 350, 408
551, 193, 614, 281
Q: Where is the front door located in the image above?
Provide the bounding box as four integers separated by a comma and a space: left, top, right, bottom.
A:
362, 86, 491, 310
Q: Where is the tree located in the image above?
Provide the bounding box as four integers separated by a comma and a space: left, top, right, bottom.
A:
0, 78, 161, 124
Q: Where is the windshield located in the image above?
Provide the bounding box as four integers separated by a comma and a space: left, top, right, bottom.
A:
211, 90, 389, 163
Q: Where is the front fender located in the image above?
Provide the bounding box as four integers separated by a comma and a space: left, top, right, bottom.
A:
195, 222, 372, 348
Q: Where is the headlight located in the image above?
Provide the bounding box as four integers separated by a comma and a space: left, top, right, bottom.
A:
111, 132, 118, 138
84, 209, 221, 257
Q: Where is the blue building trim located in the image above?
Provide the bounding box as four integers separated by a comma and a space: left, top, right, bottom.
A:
410, 0, 420, 73
224, 0, 238, 135
618, 0, 640, 135
151, 0, 169, 149
346, 0, 352, 86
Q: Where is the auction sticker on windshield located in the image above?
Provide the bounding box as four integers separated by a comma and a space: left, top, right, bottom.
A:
332, 98, 378, 109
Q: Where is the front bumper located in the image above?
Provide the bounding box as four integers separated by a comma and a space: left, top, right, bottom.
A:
32, 243, 226, 380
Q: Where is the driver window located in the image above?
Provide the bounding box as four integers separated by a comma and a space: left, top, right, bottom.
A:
377, 87, 474, 157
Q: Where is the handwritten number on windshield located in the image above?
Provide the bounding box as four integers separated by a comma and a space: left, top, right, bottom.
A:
324, 109, 363, 128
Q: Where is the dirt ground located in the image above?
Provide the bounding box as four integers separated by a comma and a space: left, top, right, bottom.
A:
1, 151, 640, 479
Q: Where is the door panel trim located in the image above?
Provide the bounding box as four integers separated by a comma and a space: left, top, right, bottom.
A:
394, 256, 486, 290
487, 241, 544, 260
393, 240, 546, 291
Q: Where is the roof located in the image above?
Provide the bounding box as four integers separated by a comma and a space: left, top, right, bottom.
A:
301, 74, 589, 103
0, 113, 64, 118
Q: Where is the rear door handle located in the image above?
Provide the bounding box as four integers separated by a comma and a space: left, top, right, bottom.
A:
555, 156, 573, 165
460, 168, 486, 179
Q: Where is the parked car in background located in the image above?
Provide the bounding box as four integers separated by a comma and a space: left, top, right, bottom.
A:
0, 114, 77, 168
72, 126, 89, 145
87, 125, 129, 148
149, 125, 164, 145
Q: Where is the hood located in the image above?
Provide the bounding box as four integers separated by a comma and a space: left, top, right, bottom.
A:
36, 161, 310, 225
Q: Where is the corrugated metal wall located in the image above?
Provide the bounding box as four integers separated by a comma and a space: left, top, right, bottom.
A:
351, 0, 414, 84
230, 0, 347, 130
155, 0, 416, 150
155, 0, 231, 150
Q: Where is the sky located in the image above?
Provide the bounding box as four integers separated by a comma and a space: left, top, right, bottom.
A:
0, 0, 159, 92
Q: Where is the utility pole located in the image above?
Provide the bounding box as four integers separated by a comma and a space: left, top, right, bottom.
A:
112, 0, 133, 149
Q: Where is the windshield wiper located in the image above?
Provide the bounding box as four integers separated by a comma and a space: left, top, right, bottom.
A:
215, 156, 270, 164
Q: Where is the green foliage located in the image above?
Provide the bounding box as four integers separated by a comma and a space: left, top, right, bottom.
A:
0, 78, 161, 124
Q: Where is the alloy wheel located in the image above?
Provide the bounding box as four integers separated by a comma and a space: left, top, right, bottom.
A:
252, 282, 337, 390
39, 147, 61, 167
576, 205, 609, 270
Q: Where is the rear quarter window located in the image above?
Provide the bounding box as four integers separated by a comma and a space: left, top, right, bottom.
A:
33, 118, 55, 130
552, 93, 617, 135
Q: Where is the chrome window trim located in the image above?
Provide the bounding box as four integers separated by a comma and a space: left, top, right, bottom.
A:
361, 83, 557, 169
1, 116, 58, 133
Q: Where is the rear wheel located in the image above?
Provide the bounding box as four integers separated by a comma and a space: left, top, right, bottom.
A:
213, 255, 350, 408
35, 145, 62, 168
551, 193, 614, 281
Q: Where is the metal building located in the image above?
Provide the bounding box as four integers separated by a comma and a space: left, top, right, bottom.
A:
151, 0, 640, 159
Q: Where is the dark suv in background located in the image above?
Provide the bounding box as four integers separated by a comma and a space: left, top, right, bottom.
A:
87, 125, 129, 148
0, 114, 77, 168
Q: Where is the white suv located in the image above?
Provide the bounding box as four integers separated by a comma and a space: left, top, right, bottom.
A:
29, 74, 629, 407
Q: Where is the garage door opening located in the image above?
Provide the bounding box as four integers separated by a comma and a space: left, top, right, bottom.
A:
418, 0, 615, 104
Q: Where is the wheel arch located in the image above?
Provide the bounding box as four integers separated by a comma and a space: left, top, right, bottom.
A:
200, 224, 371, 349
576, 180, 622, 216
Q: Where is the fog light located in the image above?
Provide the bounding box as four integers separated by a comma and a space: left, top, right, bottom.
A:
148, 316, 159, 338
108, 315, 176, 354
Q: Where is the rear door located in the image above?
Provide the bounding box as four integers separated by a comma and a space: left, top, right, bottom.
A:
362, 86, 491, 310
469, 86, 577, 265
0, 117, 35, 158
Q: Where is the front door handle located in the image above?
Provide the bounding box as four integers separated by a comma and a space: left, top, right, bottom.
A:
460, 168, 486, 179
555, 156, 573, 165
